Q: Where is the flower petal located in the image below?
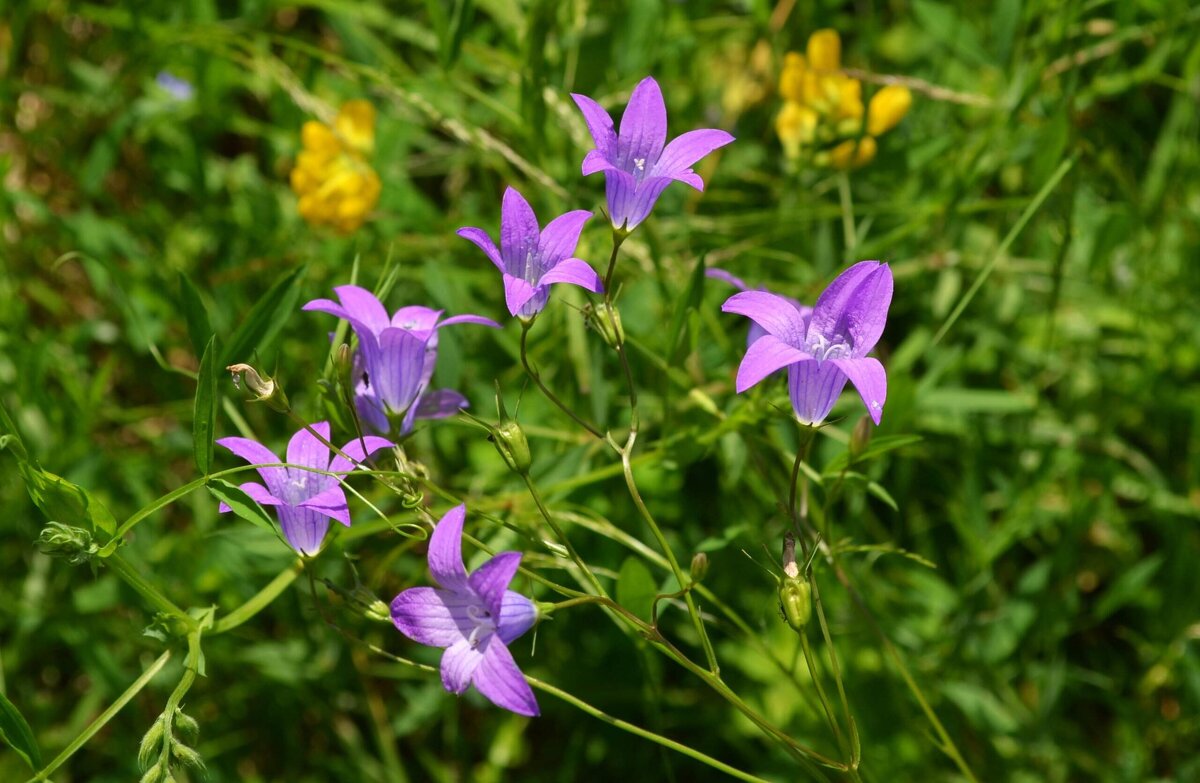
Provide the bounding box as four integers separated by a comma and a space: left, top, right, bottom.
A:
807, 261, 893, 356
456, 226, 504, 271
332, 285, 391, 336
722, 290, 810, 347
538, 210, 592, 266
497, 590, 537, 644
216, 437, 286, 497
570, 92, 618, 159
787, 359, 849, 425
371, 327, 429, 416
298, 486, 351, 526
468, 551, 522, 618
618, 76, 667, 168
473, 637, 539, 717
581, 148, 615, 176
427, 504, 469, 590
277, 505, 331, 556
328, 435, 394, 476
604, 171, 672, 230
831, 357, 887, 425
217, 481, 282, 513
390, 306, 443, 337
651, 128, 734, 185
391, 587, 474, 647
415, 388, 469, 420
286, 421, 331, 473
438, 313, 502, 330
500, 187, 541, 267
705, 267, 750, 292
440, 638, 485, 695
735, 334, 812, 393
537, 259, 603, 293
503, 274, 541, 317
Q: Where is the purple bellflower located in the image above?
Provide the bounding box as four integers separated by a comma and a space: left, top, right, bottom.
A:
722, 261, 893, 426
457, 187, 603, 318
216, 422, 392, 555
303, 286, 500, 435
706, 267, 812, 348
391, 505, 540, 717
155, 71, 194, 101
571, 76, 735, 231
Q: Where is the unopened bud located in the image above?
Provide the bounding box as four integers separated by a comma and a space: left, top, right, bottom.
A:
778, 576, 812, 632
335, 343, 354, 388
227, 364, 290, 413
867, 84, 912, 136
37, 522, 98, 565
690, 552, 709, 582
850, 415, 872, 459
490, 381, 531, 475
585, 302, 625, 348
138, 716, 165, 770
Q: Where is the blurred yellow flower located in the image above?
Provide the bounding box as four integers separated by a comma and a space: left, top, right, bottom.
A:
774, 29, 911, 170
290, 100, 382, 234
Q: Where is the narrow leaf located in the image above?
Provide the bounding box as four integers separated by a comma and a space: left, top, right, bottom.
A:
667, 253, 707, 361
193, 336, 218, 476
206, 479, 275, 533
222, 266, 306, 366
178, 272, 214, 359
616, 557, 657, 623
0, 690, 42, 770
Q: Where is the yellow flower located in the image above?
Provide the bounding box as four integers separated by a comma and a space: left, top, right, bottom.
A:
829, 137, 877, 169
867, 85, 912, 136
779, 52, 808, 102
776, 101, 819, 157
806, 29, 841, 73
289, 100, 381, 234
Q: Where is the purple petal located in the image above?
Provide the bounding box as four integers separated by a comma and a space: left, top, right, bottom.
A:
277, 505, 331, 556
500, 187, 541, 267
415, 388, 469, 420
570, 92, 618, 159
473, 637, 539, 717
216, 437, 286, 497
333, 285, 391, 336
503, 275, 542, 318
604, 171, 672, 231
735, 334, 811, 393
286, 421, 331, 472
651, 128, 735, 189
831, 357, 887, 425
581, 148, 615, 176
807, 261, 893, 357
438, 313, 502, 330
390, 306, 443, 338
217, 481, 282, 513
456, 226, 504, 271
390, 587, 473, 647
537, 259, 603, 293
354, 387, 390, 436
467, 551, 522, 618
787, 359, 850, 425
298, 486, 351, 526
497, 590, 537, 644
328, 435, 394, 476
618, 76, 667, 169
441, 638, 485, 695
538, 210, 592, 266
722, 291, 810, 348
427, 504, 469, 590
706, 267, 750, 292
371, 327, 429, 415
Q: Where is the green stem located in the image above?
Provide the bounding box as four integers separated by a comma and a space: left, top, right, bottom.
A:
522, 474, 607, 597
520, 319, 604, 439
212, 559, 305, 634
156, 627, 206, 772
798, 629, 848, 763
810, 578, 860, 769
105, 554, 196, 630
837, 172, 856, 257
26, 650, 172, 783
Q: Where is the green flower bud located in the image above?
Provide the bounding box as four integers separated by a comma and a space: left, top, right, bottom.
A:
585, 302, 625, 348
227, 363, 290, 413
36, 522, 98, 565
778, 576, 812, 632
173, 709, 199, 742
489, 381, 532, 475
139, 762, 164, 783
690, 552, 709, 582
138, 716, 165, 770
170, 742, 205, 771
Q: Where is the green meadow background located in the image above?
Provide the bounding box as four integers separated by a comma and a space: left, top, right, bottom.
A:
2, 1, 1198, 781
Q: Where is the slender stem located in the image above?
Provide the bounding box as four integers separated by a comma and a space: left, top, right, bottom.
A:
26, 651, 173, 783
212, 559, 304, 634
799, 628, 849, 764
105, 553, 196, 630
522, 474, 607, 597
520, 320, 604, 439
811, 577, 860, 769
837, 172, 856, 256
156, 629, 204, 771
602, 229, 626, 294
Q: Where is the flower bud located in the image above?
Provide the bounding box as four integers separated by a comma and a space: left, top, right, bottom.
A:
227, 363, 290, 413
37, 522, 98, 565
867, 85, 912, 136
829, 136, 877, 169
690, 552, 709, 582
850, 414, 873, 458
806, 29, 841, 73
776, 102, 818, 158
490, 382, 532, 475
138, 716, 165, 770
585, 302, 625, 348
779, 52, 807, 102
778, 576, 812, 632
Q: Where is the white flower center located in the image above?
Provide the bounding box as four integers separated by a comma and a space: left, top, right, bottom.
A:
807, 333, 851, 362
466, 603, 497, 648
634, 157, 646, 171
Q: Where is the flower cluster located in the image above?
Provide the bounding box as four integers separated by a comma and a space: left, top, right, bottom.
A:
775, 29, 911, 169
290, 100, 383, 233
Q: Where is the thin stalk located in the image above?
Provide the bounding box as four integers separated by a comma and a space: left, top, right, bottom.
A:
26, 651, 173, 783
520, 320, 604, 438
156, 629, 204, 772
212, 559, 304, 634
810, 578, 860, 769
798, 630, 849, 764
522, 474, 607, 597
837, 173, 856, 256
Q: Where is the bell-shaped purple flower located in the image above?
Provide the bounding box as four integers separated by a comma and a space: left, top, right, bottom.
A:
571, 76, 735, 231
303, 286, 500, 435
456, 187, 603, 318
216, 422, 393, 555
722, 261, 893, 425
391, 505, 540, 717
706, 267, 812, 348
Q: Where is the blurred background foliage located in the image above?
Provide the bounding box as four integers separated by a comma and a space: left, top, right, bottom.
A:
2, 0, 1199, 781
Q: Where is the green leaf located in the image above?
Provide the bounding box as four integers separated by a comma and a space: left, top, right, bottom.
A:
193, 336, 218, 476
206, 479, 276, 534
616, 557, 657, 623
16, 462, 117, 536
1094, 555, 1164, 621
823, 434, 923, 475
222, 266, 306, 366
178, 272, 213, 359
667, 253, 706, 361
0, 690, 42, 770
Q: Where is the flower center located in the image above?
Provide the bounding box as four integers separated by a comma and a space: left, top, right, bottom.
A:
466, 603, 497, 648
806, 333, 851, 362
522, 250, 540, 285
634, 157, 646, 171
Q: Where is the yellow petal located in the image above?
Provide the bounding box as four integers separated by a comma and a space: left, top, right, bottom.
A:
867, 85, 912, 136
336, 100, 376, 155
829, 136, 876, 169
776, 101, 818, 145
835, 77, 863, 120
806, 29, 841, 73
779, 52, 807, 102
301, 121, 339, 154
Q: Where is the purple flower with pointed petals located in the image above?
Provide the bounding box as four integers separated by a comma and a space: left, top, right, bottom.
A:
391, 505, 540, 717
722, 261, 893, 426
216, 422, 392, 555
303, 286, 500, 435
457, 187, 603, 318
571, 76, 735, 231
706, 267, 813, 348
